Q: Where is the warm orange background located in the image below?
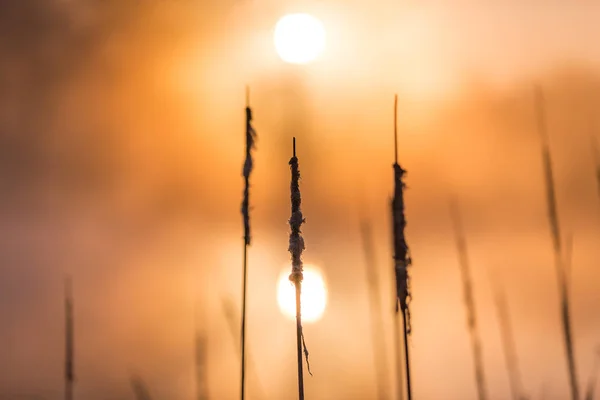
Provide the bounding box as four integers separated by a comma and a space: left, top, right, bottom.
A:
0, 1, 599, 399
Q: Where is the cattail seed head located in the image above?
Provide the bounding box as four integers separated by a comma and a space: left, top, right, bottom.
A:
288, 148, 305, 284
241, 105, 257, 246
392, 162, 411, 318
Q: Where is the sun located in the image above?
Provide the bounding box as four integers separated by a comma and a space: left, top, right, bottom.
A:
274, 13, 326, 64
277, 265, 327, 323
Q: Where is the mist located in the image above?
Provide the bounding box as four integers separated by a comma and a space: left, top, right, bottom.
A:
0, 1, 599, 399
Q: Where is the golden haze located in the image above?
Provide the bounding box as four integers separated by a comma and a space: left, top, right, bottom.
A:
0, 1, 599, 399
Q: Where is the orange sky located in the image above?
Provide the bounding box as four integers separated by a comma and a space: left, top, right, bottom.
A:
0, 1, 599, 399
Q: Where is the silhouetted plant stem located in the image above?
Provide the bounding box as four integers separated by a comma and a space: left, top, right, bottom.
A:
295, 281, 304, 400
450, 200, 488, 400
534, 86, 579, 400
194, 301, 209, 400
222, 297, 267, 399
130, 375, 154, 400
394, 313, 404, 400
289, 137, 310, 400
491, 279, 527, 400
360, 219, 389, 400
64, 276, 74, 400
391, 95, 412, 400
584, 347, 600, 400
591, 134, 600, 203
240, 86, 256, 400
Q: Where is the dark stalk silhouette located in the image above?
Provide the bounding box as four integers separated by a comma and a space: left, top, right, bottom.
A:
194, 302, 209, 400
584, 347, 600, 400
130, 375, 154, 400
564, 234, 573, 286
360, 219, 389, 400
450, 200, 488, 400
222, 297, 267, 399
534, 86, 579, 400
591, 135, 600, 203
393, 313, 404, 400
391, 95, 412, 400
491, 279, 527, 400
539, 381, 549, 400
240, 86, 256, 400
64, 277, 74, 400
288, 137, 311, 400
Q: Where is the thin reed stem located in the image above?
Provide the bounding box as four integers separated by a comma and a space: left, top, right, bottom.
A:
591, 134, 600, 203
289, 137, 308, 400
64, 276, 74, 400
295, 281, 305, 400
450, 200, 488, 400
394, 313, 404, 400
240, 243, 248, 400
65, 380, 72, 400
130, 375, 154, 400
391, 94, 412, 400
240, 86, 256, 400
584, 347, 600, 400
194, 301, 209, 400
394, 95, 398, 164
195, 332, 209, 400
492, 280, 526, 400
402, 310, 412, 400
360, 219, 389, 400
534, 86, 579, 400
222, 298, 267, 399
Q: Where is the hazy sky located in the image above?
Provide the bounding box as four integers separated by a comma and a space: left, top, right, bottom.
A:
0, 1, 599, 399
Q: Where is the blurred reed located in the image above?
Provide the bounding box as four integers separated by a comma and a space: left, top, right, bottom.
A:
491, 277, 528, 400
240, 86, 257, 400
591, 135, 600, 204
288, 137, 310, 400
194, 302, 209, 400
222, 297, 266, 399
391, 94, 412, 400
360, 218, 389, 400
64, 276, 74, 400
130, 375, 154, 400
450, 200, 488, 400
534, 86, 579, 400
583, 347, 600, 400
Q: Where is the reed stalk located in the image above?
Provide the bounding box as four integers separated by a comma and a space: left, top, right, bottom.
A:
130, 375, 154, 400
583, 347, 600, 400
222, 297, 267, 399
491, 280, 527, 400
534, 86, 579, 400
64, 276, 74, 400
393, 315, 404, 400
449, 200, 488, 400
539, 382, 548, 400
288, 137, 309, 400
194, 302, 209, 400
391, 95, 412, 400
591, 135, 600, 203
360, 219, 389, 400
240, 86, 256, 400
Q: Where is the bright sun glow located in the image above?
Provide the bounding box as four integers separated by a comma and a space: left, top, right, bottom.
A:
274, 13, 326, 64
277, 265, 327, 323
